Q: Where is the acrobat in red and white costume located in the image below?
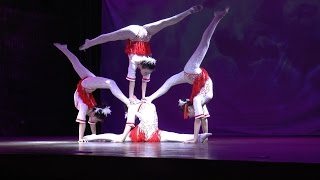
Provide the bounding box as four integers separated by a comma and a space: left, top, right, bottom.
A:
125, 34, 153, 83
83, 102, 212, 143
126, 102, 161, 142
78, 5, 204, 100
54, 43, 130, 142
74, 77, 97, 125
144, 8, 229, 142
145, 9, 230, 117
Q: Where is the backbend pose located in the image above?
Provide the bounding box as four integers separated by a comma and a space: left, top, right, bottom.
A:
143, 7, 229, 143
79, 4, 203, 104
83, 101, 212, 143
54, 43, 130, 142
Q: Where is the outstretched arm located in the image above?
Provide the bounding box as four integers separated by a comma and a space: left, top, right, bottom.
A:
143, 4, 203, 36
129, 81, 136, 103
201, 117, 209, 142
89, 123, 97, 135
141, 81, 147, 99
114, 104, 137, 142
145, 72, 186, 102
113, 125, 133, 143
54, 43, 95, 79
78, 123, 87, 143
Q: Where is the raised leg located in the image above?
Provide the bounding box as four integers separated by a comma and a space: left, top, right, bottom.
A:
54, 43, 95, 79
184, 7, 229, 72
79, 25, 141, 50
143, 4, 203, 36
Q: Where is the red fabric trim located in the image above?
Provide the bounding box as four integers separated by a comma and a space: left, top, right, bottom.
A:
129, 127, 160, 142
146, 130, 161, 142
124, 40, 152, 56
126, 76, 136, 81
190, 68, 209, 103
76, 77, 97, 109
76, 119, 86, 123
194, 114, 204, 118
183, 68, 209, 120
183, 104, 188, 120
142, 79, 150, 83
88, 121, 96, 125
129, 126, 145, 142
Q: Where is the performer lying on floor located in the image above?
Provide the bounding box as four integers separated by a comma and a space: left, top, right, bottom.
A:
83, 101, 211, 143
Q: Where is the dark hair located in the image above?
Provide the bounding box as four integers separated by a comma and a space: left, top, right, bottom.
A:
92, 104, 111, 121
140, 60, 156, 70
179, 98, 193, 112
123, 103, 128, 113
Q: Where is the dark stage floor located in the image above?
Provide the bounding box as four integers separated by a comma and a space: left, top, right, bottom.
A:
0, 136, 319, 179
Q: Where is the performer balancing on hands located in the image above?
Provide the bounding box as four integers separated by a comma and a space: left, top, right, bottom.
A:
54, 43, 130, 143
143, 7, 229, 143
79, 4, 203, 104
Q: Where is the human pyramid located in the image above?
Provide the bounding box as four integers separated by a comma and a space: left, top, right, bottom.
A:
53, 4, 229, 143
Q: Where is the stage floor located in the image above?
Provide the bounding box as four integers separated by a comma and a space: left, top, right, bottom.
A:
0, 136, 319, 178
1, 136, 320, 163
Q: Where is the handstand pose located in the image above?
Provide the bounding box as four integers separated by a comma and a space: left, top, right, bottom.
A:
79, 4, 203, 104
53, 43, 130, 143
143, 7, 229, 143
83, 101, 212, 143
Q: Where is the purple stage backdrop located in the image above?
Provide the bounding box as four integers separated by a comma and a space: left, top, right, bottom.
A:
98, 0, 320, 136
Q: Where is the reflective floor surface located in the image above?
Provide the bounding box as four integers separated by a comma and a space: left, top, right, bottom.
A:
0, 136, 319, 179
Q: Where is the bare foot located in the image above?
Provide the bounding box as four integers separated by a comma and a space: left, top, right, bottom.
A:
82, 134, 97, 142
53, 43, 67, 50
190, 4, 203, 14
78, 138, 88, 143
79, 39, 90, 51
198, 133, 212, 143
214, 7, 229, 20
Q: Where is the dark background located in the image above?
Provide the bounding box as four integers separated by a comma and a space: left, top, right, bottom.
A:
1, 0, 320, 137
0, 0, 102, 136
